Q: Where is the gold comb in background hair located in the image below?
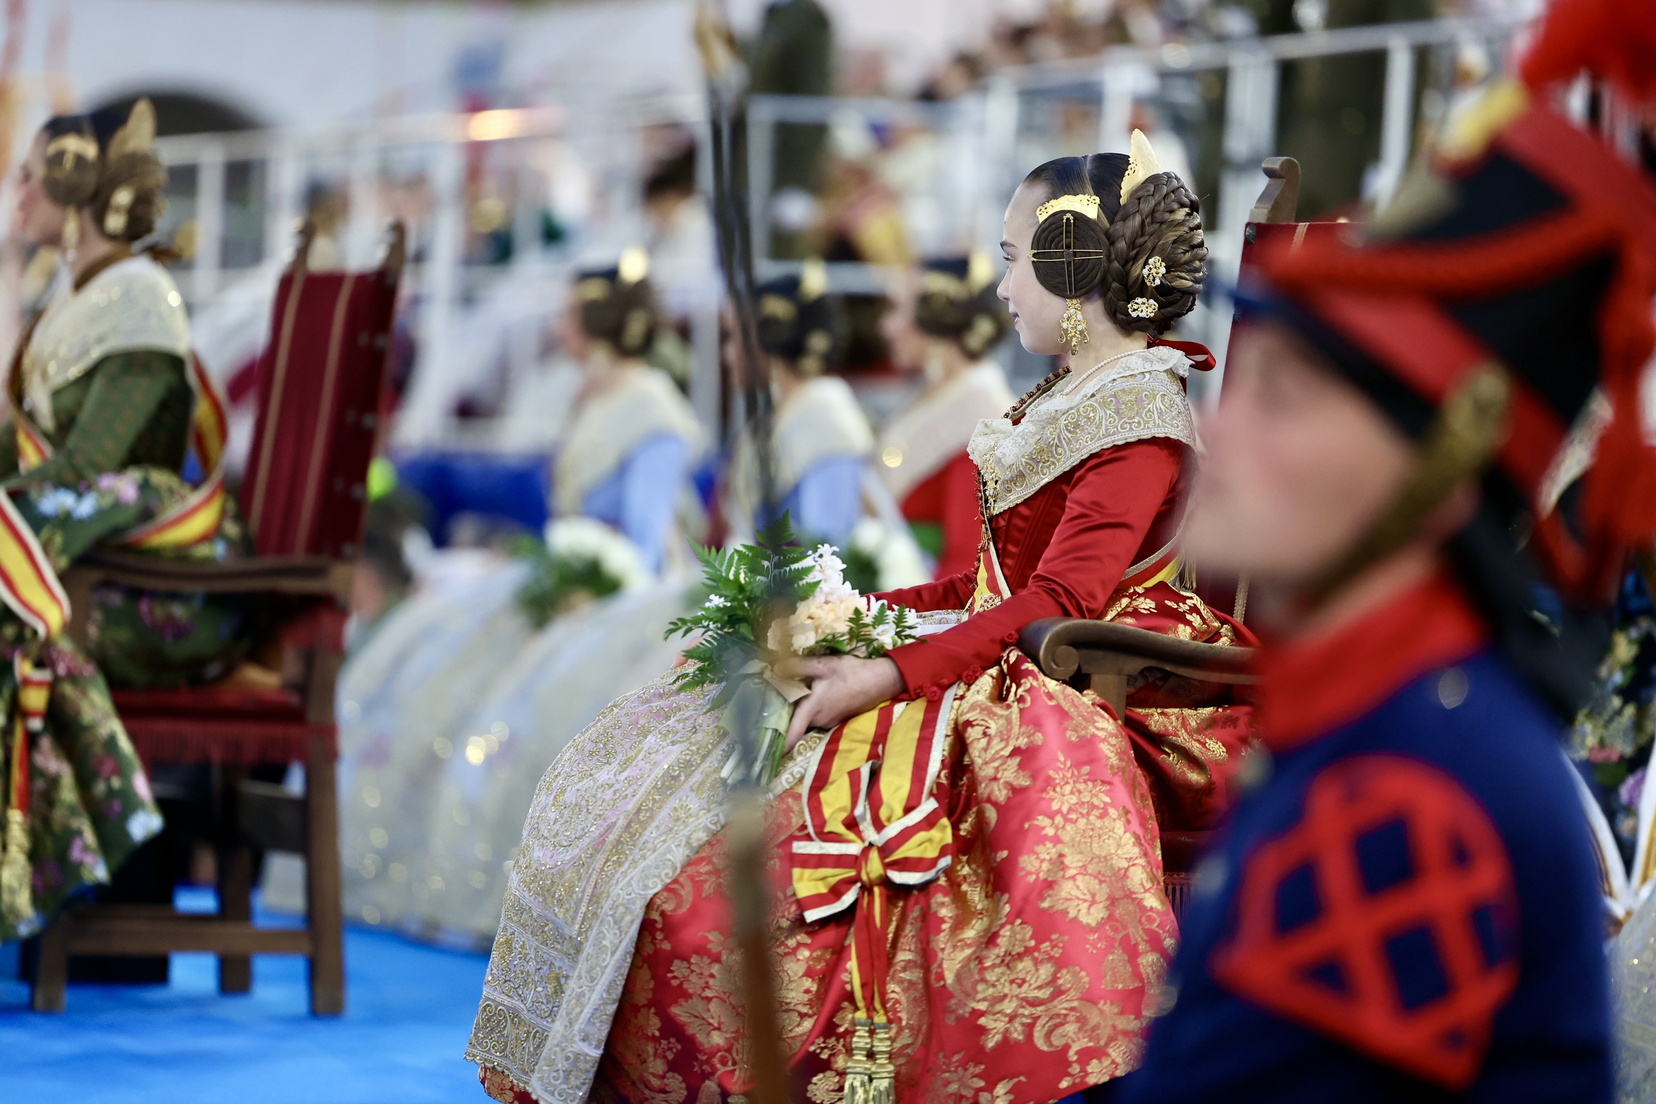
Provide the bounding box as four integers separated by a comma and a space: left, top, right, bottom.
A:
106, 98, 157, 161
799, 257, 829, 301
45, 132, 97, 173
967, 251, 996, 292
1036, 193, 1101, 223
617, 246, 650, 285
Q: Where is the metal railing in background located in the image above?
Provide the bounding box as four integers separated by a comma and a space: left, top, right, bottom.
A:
152, 94, 721, 451
145, 15, 1527, 452
740, 15, 1524, 401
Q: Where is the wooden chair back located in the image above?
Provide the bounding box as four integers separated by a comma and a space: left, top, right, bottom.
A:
242, 222, 405, 559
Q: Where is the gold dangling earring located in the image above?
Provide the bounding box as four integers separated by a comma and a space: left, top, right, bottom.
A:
1058, 297, 1089, 356
61, 208, 80, 256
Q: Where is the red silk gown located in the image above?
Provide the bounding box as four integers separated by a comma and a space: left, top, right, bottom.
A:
477, 353, 1254, 1104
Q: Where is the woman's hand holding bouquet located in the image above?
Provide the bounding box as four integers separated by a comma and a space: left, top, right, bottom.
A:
667, 518, 918, 786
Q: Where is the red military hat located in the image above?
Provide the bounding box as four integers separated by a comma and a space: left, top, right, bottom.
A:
1243, 0, 1656, 604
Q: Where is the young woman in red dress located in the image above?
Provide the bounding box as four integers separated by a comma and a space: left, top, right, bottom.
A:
468, 133, 1254, 1104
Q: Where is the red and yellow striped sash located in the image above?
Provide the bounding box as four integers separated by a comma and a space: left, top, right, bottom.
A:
789, 688, 956, 1097
790, 689, 956, 922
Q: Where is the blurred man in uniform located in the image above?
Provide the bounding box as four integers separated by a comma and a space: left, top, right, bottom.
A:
1113, 1, 1656, 1100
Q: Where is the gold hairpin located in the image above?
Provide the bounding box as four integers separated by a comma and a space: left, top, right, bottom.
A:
760, 294, 798, 322
799, 257, 829, 301
1119, 128, 1165, 203
1036, 193, 1100, 223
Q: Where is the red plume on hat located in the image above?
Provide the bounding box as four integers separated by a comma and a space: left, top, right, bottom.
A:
1249, 0, 1656, 603
1520, 0, 1656, 107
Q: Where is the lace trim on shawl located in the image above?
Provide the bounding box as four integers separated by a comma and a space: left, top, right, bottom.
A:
969, 346, 1195, 518
464, 671, 829, 1104
22, 254, 190, 431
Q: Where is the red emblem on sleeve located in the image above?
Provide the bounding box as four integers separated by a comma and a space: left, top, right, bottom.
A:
1212, 755, 1519, 1089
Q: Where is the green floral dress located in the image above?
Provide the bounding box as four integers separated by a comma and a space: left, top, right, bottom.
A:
0, 252, 252, 940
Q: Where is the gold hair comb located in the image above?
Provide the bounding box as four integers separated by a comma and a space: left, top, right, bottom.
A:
1033, 193, 1099, 223
1036, 193, 1101, 223
46, 132, 97, 172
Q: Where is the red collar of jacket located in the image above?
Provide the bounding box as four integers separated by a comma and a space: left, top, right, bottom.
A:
1256, 571, 1488, 753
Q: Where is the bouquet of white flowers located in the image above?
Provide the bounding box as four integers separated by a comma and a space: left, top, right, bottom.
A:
667, 517, 918, 784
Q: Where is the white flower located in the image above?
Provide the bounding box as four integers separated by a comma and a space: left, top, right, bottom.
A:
705, 594, 728, 609
126, 808, 163, 843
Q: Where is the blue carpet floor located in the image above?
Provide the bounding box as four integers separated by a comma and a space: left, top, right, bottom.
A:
0, 889, 491, 1103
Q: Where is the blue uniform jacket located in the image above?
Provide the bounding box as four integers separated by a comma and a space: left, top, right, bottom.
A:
1118, 581, 1612, 1103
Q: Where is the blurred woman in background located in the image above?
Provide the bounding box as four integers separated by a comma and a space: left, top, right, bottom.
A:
330, 254, 701, 941
0, 100, 254, 939
878, 253, 1013, 579
726, 264, 872, 547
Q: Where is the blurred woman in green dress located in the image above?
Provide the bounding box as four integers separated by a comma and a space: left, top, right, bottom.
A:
0, 99, 250, 940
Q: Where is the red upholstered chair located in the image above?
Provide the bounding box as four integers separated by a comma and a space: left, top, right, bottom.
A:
1021, 158, 1337, 918
30, 221, 405, 1015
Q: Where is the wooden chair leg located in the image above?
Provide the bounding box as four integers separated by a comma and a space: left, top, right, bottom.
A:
305, 737, 344, 1015
215, 764, 253, 992
217, 843, 255, 993
31, 917, 69, 1012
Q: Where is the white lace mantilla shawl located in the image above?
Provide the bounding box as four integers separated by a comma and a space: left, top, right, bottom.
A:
465, 673, 831, 1104
968, 344, 1195, 517
878, 361, 1015, 502
551, 366, 703, 517
21, 254, 191, 432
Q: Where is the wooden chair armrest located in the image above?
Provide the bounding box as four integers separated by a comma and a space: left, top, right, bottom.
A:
66, 550, 352, 603
1021, 617, 1258, 683
1020, 617, 1258, 716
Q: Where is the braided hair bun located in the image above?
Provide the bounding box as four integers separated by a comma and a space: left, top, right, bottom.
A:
1101, 172, 1206, 335
576, 253, 659, 358
915, 255, 1011, 358
1023, 148, 1206, 336
756, 267, 844, 377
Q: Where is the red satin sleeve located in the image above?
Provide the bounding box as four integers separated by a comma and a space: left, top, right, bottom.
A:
883, 440, 1182, 700
875, 567, 975, 614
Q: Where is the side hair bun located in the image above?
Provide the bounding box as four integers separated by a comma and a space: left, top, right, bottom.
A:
1029, 206, 1109, 300
43, 123, 100, 209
